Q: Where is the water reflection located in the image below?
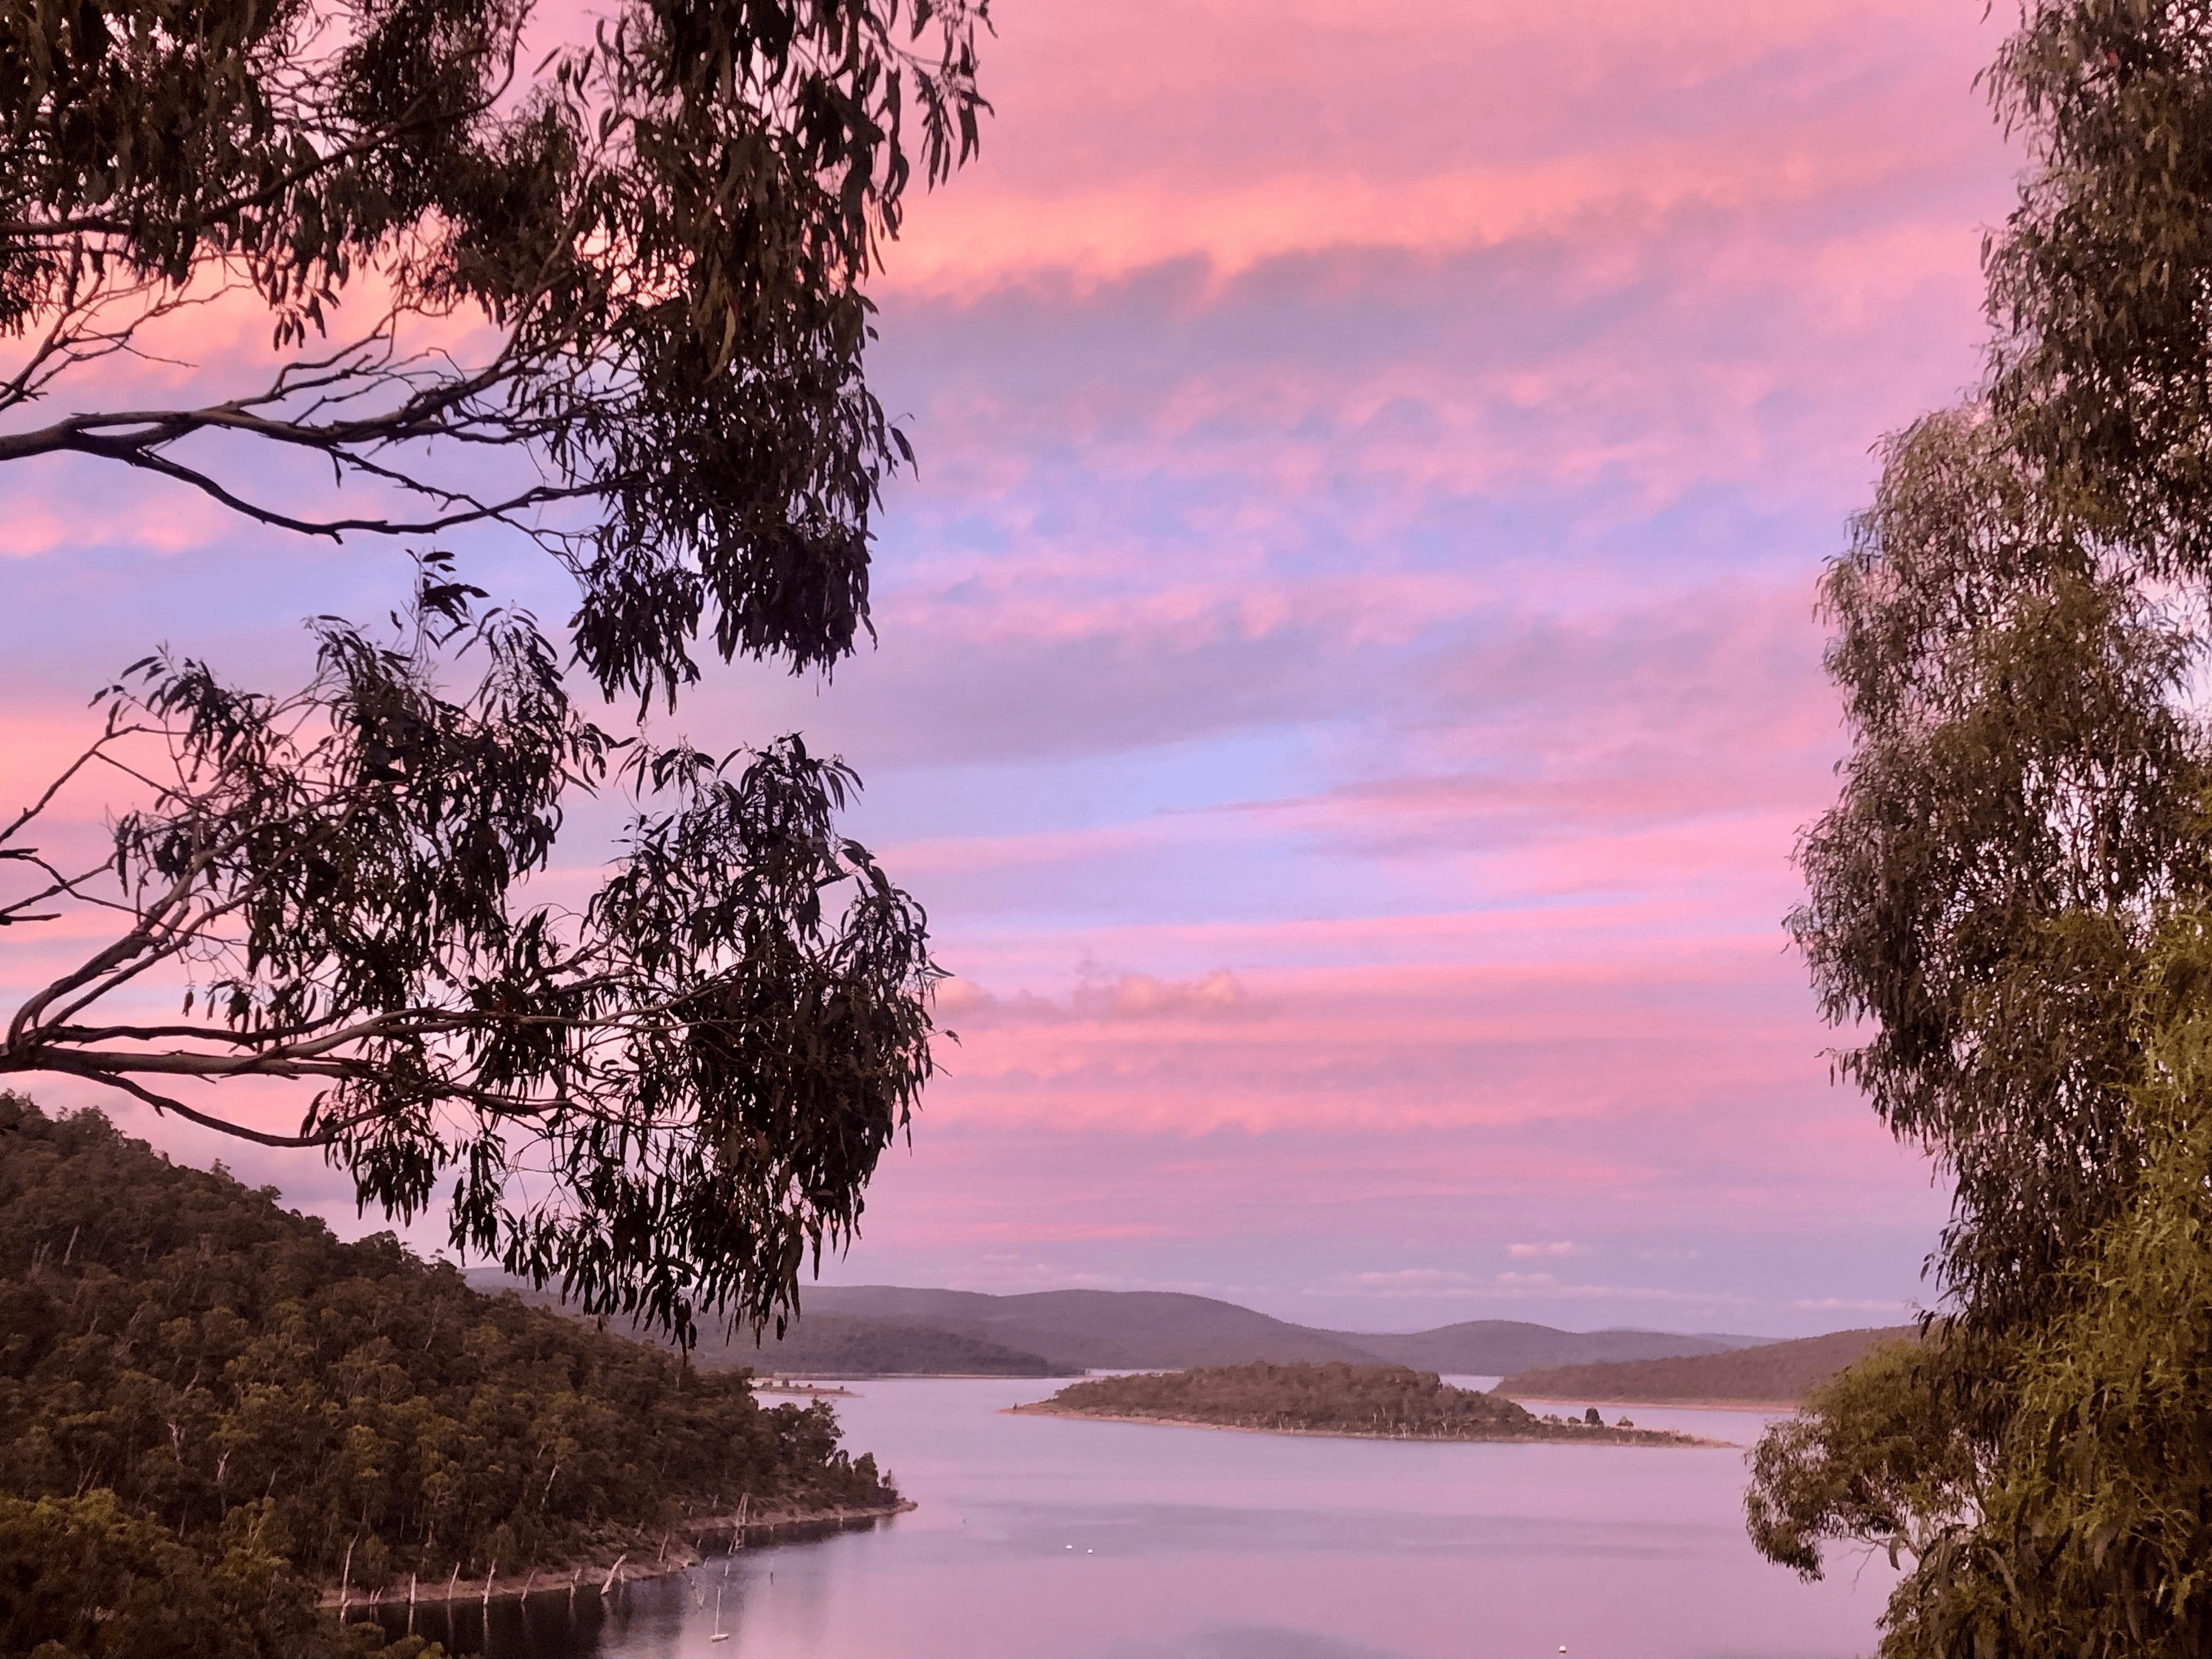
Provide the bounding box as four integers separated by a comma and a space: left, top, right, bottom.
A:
368, 1520, 893, 1658
374, 1377, 1891, 1659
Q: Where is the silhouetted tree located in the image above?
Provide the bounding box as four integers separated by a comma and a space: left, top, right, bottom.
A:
0, 0, 988, 1338
0, 0, 984, 706
1752, 6, 2212, 1654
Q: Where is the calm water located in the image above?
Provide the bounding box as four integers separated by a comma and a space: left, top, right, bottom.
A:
381, 1377, 1891, 1659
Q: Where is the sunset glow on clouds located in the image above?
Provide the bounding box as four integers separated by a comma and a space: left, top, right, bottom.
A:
0, 0, 2022, 1333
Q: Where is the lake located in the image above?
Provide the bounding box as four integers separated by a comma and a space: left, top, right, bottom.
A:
383, 1377, 1892, 1659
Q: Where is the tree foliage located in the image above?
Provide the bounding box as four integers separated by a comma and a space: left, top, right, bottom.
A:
1754, 921, 2212, 1656
0, 0, 988, 706
1752, 4, 2212, 1652
1745, 1339, 1983, 1584
0, 1096, 893, 1619
1988, 0, 2212, 573
1791, 406, 2210, 1343
0, 1490, 449, 1659
0, 0, 986, 1338
1031, 1362, 1696, 1445
1932, 918, 2212, 1657
1, 564, 942, 1339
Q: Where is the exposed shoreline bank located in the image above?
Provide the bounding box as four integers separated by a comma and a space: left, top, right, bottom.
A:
1003, 1404, 1729, 1448
323, 1499, 916, 1613
1502, 1392, 1798, 1412
743, 1380, 1070, 1389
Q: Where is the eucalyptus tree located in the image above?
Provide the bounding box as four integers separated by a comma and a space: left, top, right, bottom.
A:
0, 0, 984, 702
1749, 3, 2212, 1652
0, 0, 988, 1339
1791, 406, 2210, 1346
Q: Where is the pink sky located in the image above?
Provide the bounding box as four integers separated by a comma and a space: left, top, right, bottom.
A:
0, 0, 2019, 1334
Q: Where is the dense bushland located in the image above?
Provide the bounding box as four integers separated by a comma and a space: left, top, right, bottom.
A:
1029, 1362, 1694, 1444
1501, 1328, 1916, 1407
1746, 7, 2212, 1651
0, 1095, 894, 1609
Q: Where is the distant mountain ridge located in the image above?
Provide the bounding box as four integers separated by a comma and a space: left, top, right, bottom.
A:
471, 1275, 1781, 1377
1347, 1320, 1752, 1376
798, 1287, 1377, 1369
797, 1286, 1772, 1374
1495, 1325, 1918, 1407
468, 1274, 1080, 1377
688, 1312, 1082, 1377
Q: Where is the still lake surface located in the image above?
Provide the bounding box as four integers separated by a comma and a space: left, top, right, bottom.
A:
386, 1376, 1892, 1659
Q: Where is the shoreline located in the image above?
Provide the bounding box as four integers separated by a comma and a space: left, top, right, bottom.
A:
1003, 1404, 1729, 1449
746, 1371, 1075, 1382
1503, 1393, 1800, 1412
324, 1499, 916, 1614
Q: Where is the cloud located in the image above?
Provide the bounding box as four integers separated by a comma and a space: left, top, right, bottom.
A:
1302, 1264, 1764, 1307
0, 0, 2002, 1338
1508, 1242, 1591, 1259
935, 969, 1266, 1030
1346, 1268, 1482, 1289
880, 0, 2009, 293
1512, 1283, 1758, 1306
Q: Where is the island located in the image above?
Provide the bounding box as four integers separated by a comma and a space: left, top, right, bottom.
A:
1010, 1361, 1716, 1445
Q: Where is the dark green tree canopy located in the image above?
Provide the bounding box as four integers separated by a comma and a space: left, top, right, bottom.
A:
0, 0, 987, 1340
0, 0, 987, 704
0, 1096, 893, 1656
1758, 3, 2212, 1653
2, 564, 945, 1339
1793, 407, 2211, 1340
1988, 0, 2212, 574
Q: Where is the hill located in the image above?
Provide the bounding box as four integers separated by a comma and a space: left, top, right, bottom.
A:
1013, 1362, 1707, 1446
1496, 1326, 1919, 1407
696, 1313, 1081, 1377
792, 1286, 1774, 1373
467, 1282, 1785, 1381
1350, 1320, 1748, 1374
0, 1097, 894, 1656
801, 1286, 1382, 1369
471, 1276, 1079, 1378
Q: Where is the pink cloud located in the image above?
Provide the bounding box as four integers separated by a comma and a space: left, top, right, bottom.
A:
882, 0, 2008, 293
0, 0, 2005, 1334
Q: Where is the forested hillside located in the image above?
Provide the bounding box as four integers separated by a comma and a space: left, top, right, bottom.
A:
1498, 1327, 1916, 1406
793, 1286, 1763, 1372
690, 1313, 1075, 1376
0, 1097, 895, 1653
808, 1286, 1383, 1367
486, 1280, 1778, 1380
1351, 1319, 1750, 1373
474, 1273, 1077, 1376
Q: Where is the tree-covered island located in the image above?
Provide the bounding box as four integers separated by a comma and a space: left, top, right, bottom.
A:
1012, 1362, 1713, 1446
